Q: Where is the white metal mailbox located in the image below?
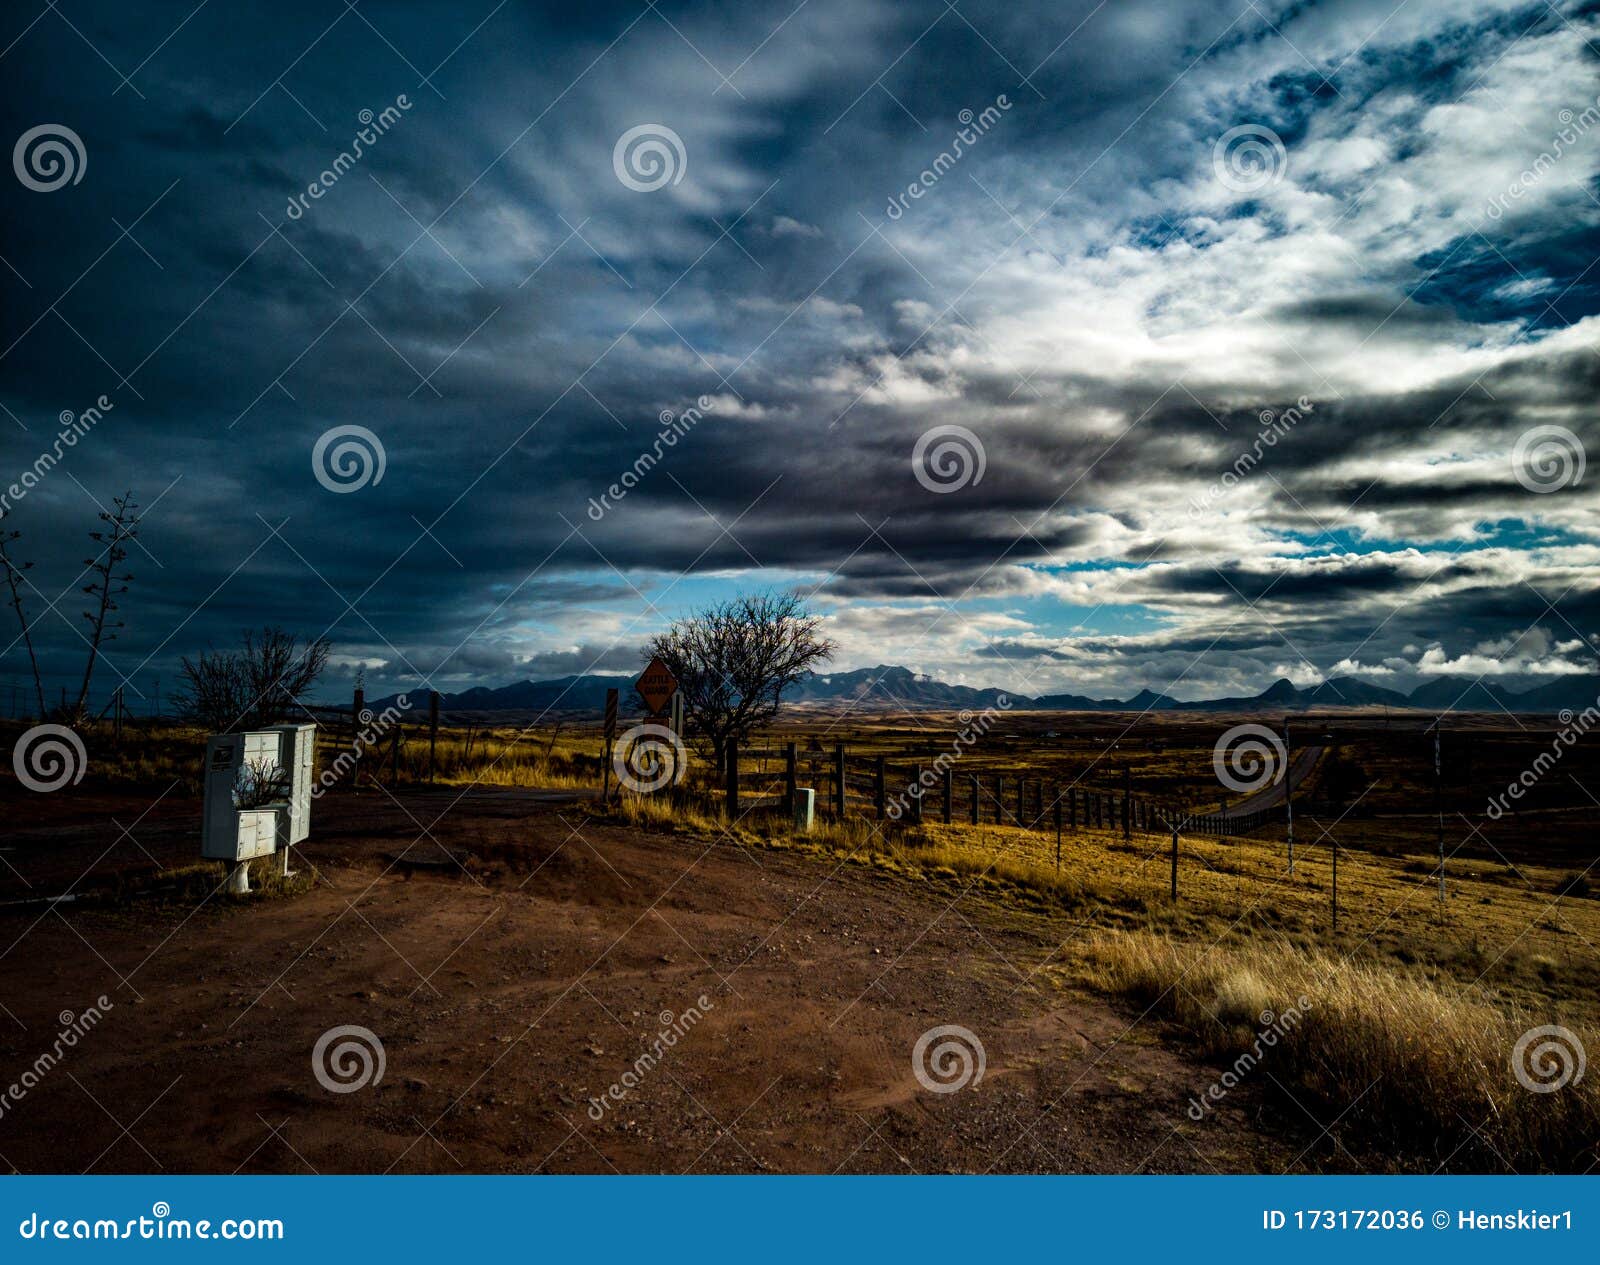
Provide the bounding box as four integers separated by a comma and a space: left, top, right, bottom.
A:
201, 725, 319, 892
202, 731, 286, 861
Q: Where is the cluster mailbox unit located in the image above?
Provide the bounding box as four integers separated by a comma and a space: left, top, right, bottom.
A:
201, 723, 316, 893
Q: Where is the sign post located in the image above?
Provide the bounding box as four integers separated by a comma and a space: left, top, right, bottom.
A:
631, 659, 680, 802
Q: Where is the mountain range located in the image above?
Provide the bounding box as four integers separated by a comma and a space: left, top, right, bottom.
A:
369, 664, 1600, 717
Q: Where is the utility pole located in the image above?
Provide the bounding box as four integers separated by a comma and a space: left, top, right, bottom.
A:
1283, 715, 1294, 876
1434, 716, 1444, 907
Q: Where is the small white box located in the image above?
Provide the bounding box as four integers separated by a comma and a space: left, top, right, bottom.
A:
232, 809, 283, 860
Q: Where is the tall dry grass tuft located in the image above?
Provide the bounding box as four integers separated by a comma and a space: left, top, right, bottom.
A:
1082, 930, 1599, 1171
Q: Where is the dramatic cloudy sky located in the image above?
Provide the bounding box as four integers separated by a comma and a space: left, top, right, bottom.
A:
2, 0, 1598, 707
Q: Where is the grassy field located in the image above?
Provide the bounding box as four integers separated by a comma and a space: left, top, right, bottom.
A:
602, 789, 1599, 1170
9, 704, 1596, 1170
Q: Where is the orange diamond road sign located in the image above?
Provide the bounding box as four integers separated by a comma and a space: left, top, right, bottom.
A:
635, 657, 678, 714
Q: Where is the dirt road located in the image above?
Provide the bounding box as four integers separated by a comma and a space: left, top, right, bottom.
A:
1195, 745, 1322, 829
0, 788, 1302, 1173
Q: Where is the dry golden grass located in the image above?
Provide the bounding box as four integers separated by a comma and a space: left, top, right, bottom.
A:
1079, 930, 1599, 1171
608, 788, 1600, 1022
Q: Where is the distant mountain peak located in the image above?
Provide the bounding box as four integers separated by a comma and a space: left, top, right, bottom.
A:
364, 664, 1598, 717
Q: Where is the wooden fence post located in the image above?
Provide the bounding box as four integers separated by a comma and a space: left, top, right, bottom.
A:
389, 725, 401, 790
1170, 828, 1179, 900
912, 764, 924, 824
874, 756, 886, 820
995, 775, 1004, 825
785, 742, 798, 815
1015, 777, 1025, 827
833, 743, 846, 817
969, 774, 980, 825
1069, 786, 1077, 829
725, 739, 740, 819
1332, 833, 1339, 930
428, 690, 439, 783
942, 769, 953, 824
1053, 787, 1062, 872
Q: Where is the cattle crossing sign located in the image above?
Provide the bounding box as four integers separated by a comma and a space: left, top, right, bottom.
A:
636, 657, 679, 715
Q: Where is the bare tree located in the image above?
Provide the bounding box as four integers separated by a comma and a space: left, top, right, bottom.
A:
645, 592, 833, 768
176, 627, 332, 732
0, 514, 45, 717
73, 492, 139, 720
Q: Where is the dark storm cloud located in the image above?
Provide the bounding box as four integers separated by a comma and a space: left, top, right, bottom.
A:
2, 0, 1598, 704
